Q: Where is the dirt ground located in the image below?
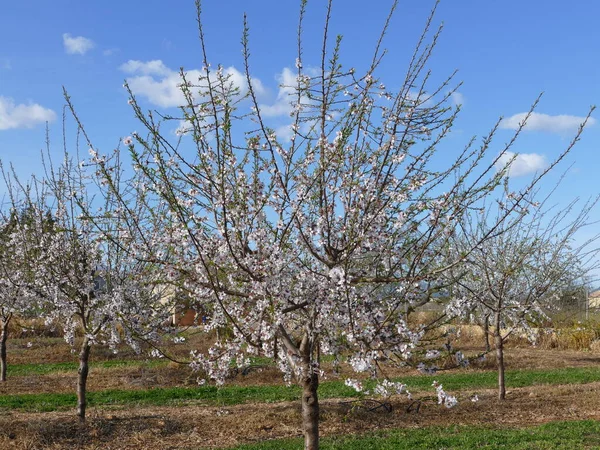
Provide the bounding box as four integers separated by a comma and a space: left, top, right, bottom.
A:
0, 380, 599, 449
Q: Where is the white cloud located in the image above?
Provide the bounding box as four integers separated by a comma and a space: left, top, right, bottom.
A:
495, 151, 548, 177
174, 119, 192, 137
499, 112, 595, 134
274, 123, 294, 142
250, 78, 267, 98
120, 60, 172, 77
126, 75, 185, 108
259, 67, 297, 117
63, 33, 95, 55
450, 91, 464, 107
121, 59, 265, 108
0, 96, 56, 130
102, 48, 119, 57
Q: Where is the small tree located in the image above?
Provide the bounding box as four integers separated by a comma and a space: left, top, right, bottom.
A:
0, 166, 55, 383
0, 208, 36, 381
24, 165, 107, 421
449, 193, 599, 400
5, 147, 168, 422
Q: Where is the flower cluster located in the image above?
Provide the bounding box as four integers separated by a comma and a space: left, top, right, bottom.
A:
433, 381, 458, 408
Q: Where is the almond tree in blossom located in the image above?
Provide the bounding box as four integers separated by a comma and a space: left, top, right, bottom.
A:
71, 1, 592, 447
26, 168, 108, 421
0, 206, 39, 382
4, 148, 168, 422
448, 193, 599, 400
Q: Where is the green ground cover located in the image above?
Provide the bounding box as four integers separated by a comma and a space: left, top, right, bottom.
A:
1, 366, 600, 412
6, 359, 168, 376
225, 420, 600, 449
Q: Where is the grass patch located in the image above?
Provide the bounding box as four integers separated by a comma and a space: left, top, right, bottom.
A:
321, 366, 600, 397
398, 366, 600, 391
6, 359, 168, 376
6, 355, 277, 376
0, 384, 303, 412
226, 420, 600, 449
2, 366, 600, 412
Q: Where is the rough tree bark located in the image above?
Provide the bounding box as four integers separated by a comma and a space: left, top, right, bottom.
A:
77, 336, 91, 422
494, 312, 506, 400
273, 335, 278, 361
483, 314, 491, 352
301, 362, 319, 450
0, 315, 10, 382
284, 330, 320, 450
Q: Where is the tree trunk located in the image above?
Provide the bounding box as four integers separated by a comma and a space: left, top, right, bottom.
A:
495, 313, 506, 400
280, 327, 320, 449
0, 317, 9, 382
301, 368, 319, 450
77, 337, 91, 422
483, 314, 491, 352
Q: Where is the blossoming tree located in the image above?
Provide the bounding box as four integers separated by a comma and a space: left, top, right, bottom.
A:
4, 147, 170, 422
448, 193, 599, 400
0, 206, 38, 382
70, 1, 592, 448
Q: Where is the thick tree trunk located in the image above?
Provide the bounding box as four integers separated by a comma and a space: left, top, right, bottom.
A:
77, 337, 91, 422
495, 313, 506, 400
483, 314, 491, 352
301, 369, 319, 450
0, 317, 9, 382
279, 326, 320, 449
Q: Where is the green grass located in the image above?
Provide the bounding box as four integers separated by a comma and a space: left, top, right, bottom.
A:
0, 384, 305, 412
6, 359, 168, 376
6, 354, 278, 376
397, 366, 600, 391
225, 420, 600, 449
1, 365, 600, 413
323, 365, 600, 397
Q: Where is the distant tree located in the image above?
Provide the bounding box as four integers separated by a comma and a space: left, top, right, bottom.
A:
449, 193, 599, 400
3, 148, 168, 422
0, 165, 57, 383
552, 279, 592, 321
0, 208, 35, 381
23, 161, 108, 422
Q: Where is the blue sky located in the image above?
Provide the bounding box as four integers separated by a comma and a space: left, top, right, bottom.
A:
1, 0, 599, 257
